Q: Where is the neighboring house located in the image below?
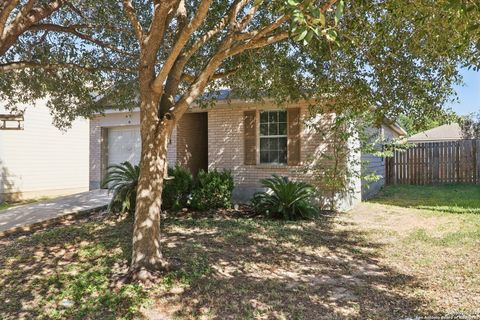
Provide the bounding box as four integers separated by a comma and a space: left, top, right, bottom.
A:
90, 96, 404, 211
408, 123, 463, 143
0, 100, 89, 202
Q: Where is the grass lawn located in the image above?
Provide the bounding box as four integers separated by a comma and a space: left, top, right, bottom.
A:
0, 202, 12, 210
370, 184, 480, 214
0, 185, 479, 319
0, 197, 50, 212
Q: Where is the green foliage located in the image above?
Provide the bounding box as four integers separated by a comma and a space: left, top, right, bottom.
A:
2, 1, 479, 132
103, 163, 234, 213
398, 110, 459, 136
190, 169, 234, 210
162, 165, 194, 210
102, 162, 140, 214
460, 112, 480, 139
252, 175, 319, 220
162, 255, 212, 289
371, 184, 480, 215
0, 217, 148, 319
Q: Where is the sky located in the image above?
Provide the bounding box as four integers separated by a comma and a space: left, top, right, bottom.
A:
448, 68, 480, 116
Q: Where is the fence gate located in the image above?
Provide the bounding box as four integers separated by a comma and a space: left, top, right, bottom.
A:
386, 140, 480, 185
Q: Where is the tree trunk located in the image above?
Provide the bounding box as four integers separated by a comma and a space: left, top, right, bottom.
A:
130, 90, 173, 280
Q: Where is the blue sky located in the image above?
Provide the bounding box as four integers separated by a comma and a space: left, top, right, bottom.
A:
448, 68, 480, 115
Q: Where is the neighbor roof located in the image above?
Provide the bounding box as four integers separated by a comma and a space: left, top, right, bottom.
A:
407, 123, 463, 142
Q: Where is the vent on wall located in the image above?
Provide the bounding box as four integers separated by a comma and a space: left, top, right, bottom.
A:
0, 114, 24, 130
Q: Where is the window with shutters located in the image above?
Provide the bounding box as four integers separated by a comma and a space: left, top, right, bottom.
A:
259, 110, 288, 164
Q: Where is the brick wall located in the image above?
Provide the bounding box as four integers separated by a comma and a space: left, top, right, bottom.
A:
205, 103, 358, 207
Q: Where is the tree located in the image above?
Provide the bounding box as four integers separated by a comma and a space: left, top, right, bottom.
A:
0, 0, 137, 127
122, 0, 348, 280
398, 110, 460, 136
460, 112, 480, 139
0, 0, 65, 56
0, 0, 479, 281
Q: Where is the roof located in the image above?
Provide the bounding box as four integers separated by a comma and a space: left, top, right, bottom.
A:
407, 123, 463, 142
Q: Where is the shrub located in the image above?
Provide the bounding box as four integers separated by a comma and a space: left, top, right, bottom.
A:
162, 165, 194, 210
190, 169, 234, 210
252, 175, 319, 220
102, 161, 140, 214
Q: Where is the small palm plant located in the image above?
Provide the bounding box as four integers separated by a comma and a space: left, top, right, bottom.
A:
252, 175, 319, 220
102, 161, 140, 214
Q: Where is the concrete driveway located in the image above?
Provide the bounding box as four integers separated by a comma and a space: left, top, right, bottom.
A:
0, 189, 111, 233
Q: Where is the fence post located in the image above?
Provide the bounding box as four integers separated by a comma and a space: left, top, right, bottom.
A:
474, 140, 479, 184
386, 155, 395, 185
432, 144, 440, 184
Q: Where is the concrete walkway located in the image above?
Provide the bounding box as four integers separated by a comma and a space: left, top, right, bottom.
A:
0, 189, 111, 233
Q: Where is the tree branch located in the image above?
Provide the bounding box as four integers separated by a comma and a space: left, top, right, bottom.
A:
228, 0, 248, 30
141, 0, 178, 68
229, 31, 289, 57
182, 0, 247, 62
152, 0, 213, 93
123, 0, 144, 42
180, 67, 240, 83
0, 60, 136, 73
28, 23, 137, 57
0, 0, 20, 37
0, 0, 65, 55
321, 0, 339, 13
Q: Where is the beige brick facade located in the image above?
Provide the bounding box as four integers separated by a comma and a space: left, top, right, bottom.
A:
206, 103, 328, 195
89, 101, 367, 210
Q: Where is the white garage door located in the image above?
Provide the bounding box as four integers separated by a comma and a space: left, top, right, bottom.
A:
108, 126, 141, 166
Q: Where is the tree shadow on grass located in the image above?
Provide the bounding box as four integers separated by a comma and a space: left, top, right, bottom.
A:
0, 213, 440, 319
0, 215, 142, 320
154, 215, 437, 319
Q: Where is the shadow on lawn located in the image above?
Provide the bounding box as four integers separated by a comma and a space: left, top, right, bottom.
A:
0, 216, 142, 320
0, 213, 437, 319
370, 184, 480, 214
155, 215, 435, 319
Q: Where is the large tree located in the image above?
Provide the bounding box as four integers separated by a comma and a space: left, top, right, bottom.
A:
0, 0, 479, 280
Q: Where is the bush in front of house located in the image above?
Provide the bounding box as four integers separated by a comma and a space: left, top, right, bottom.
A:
103, 161, 140, 214
190, 169, 234, 210
162, 165, 194, 210
252, 175, 319, 220
104, 162, 234, 213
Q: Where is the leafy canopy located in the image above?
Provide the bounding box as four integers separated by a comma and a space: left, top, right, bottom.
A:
0, 0, 478, 128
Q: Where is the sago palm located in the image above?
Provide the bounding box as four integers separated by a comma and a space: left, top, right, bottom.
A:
252, 175, 319, 220
102, 161, 140, 214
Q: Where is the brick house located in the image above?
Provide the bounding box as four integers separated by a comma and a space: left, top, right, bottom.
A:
89, 97, 404, 210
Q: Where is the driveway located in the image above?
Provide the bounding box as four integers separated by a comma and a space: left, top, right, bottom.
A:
0, 189, 111, 233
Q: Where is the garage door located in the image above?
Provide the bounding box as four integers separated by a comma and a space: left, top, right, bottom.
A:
108, 126, 141, 166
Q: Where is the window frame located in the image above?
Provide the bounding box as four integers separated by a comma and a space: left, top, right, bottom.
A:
257, 109, 288, 165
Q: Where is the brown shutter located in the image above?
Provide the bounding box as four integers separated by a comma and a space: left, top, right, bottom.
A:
244, 110, 257, 165
287, 108, 301, 166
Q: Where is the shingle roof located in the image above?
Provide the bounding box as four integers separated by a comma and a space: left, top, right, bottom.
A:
407, 123, 463, 142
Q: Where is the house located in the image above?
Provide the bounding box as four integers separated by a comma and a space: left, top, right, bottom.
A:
89, 97, 404, 210
0, 100, 89, 202
407, 123, 463, 143
361, 123, 407, 199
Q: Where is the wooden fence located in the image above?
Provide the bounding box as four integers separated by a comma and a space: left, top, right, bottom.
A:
386, 140, 480, 185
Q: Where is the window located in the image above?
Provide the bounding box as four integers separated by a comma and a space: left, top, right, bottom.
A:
259, 110, 287, 164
